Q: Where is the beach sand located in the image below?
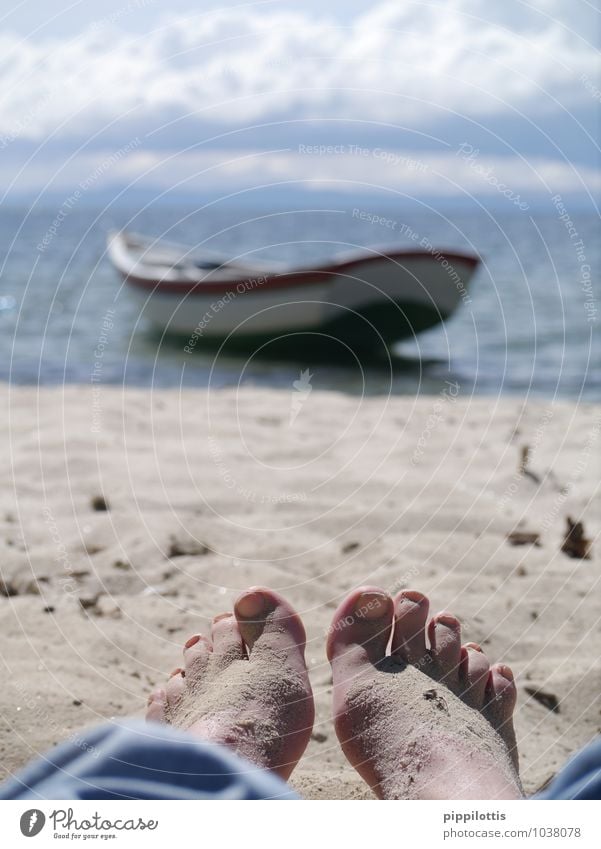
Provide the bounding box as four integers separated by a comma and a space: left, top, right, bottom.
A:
0, 385, 599, 798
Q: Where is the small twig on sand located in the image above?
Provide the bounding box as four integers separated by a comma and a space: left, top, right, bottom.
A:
524, 686, 560, 713
507, 530, 541, 547
519, 445, 542, 484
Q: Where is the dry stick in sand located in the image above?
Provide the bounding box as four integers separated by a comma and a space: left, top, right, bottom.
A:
524, 687, 560, 713
519, 445, 542, 484
507, 530, 541, 547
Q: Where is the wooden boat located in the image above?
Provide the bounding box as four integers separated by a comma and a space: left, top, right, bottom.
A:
107, 230, 479, 351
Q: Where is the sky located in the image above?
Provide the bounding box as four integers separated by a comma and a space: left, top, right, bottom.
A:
0, 0, 599, 204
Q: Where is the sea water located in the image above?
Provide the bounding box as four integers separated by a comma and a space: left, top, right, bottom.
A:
0, 203, 597, 400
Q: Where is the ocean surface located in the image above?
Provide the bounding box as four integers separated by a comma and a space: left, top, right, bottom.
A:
0, 203, 598, 399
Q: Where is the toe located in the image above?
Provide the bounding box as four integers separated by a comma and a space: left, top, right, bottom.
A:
391, 590, 429, 664
484, 663, 517, 726
210, 613, 246, 668
183, 634, 212, 680
459, 643, 490, 708
326, 586, 393, 669
165, 668, 186, 711
484, 664, 519, 772
428, 612, 462, 684
234, 587, 307, 673
146, 688, 167, 723
234, 586, 315, 765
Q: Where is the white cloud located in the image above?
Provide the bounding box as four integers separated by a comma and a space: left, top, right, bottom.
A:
0, 0, 596, 142
4, 145, 598, 200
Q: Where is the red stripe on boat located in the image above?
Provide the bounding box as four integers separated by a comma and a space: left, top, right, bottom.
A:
122, 251, 479, 296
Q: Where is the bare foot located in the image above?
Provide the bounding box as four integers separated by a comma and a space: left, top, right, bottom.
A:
147, 587, 314, 780
327, 587, 522, 800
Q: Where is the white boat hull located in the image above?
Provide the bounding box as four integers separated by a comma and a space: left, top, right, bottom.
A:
107, 231, 479, 349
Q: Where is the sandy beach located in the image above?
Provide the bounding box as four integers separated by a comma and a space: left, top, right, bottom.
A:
0, 385, 599, 798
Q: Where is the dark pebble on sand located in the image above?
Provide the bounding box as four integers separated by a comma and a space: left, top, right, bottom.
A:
79, 593, 100, 610
91, 495, 109, 512
167, 534, 209, 558
84, 543, 104, 555
311, 731, 328, 743
0, 579, 17, 597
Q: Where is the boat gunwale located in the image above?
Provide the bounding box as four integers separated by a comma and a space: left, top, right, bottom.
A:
114, 247, 480, 296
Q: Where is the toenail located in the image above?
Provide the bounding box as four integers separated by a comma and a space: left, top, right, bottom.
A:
354, 591, 389, 620
235, 591, 265, 619
400, 590, 426, 606
435, 613, 460, 629
184, 635, 201, 649
396, 596, 421, 615
213, 613, 233, 624
465, 642, 483, 652
169, 667, 184, 677
496, 664, 514, 681
148, 688, 166, 705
